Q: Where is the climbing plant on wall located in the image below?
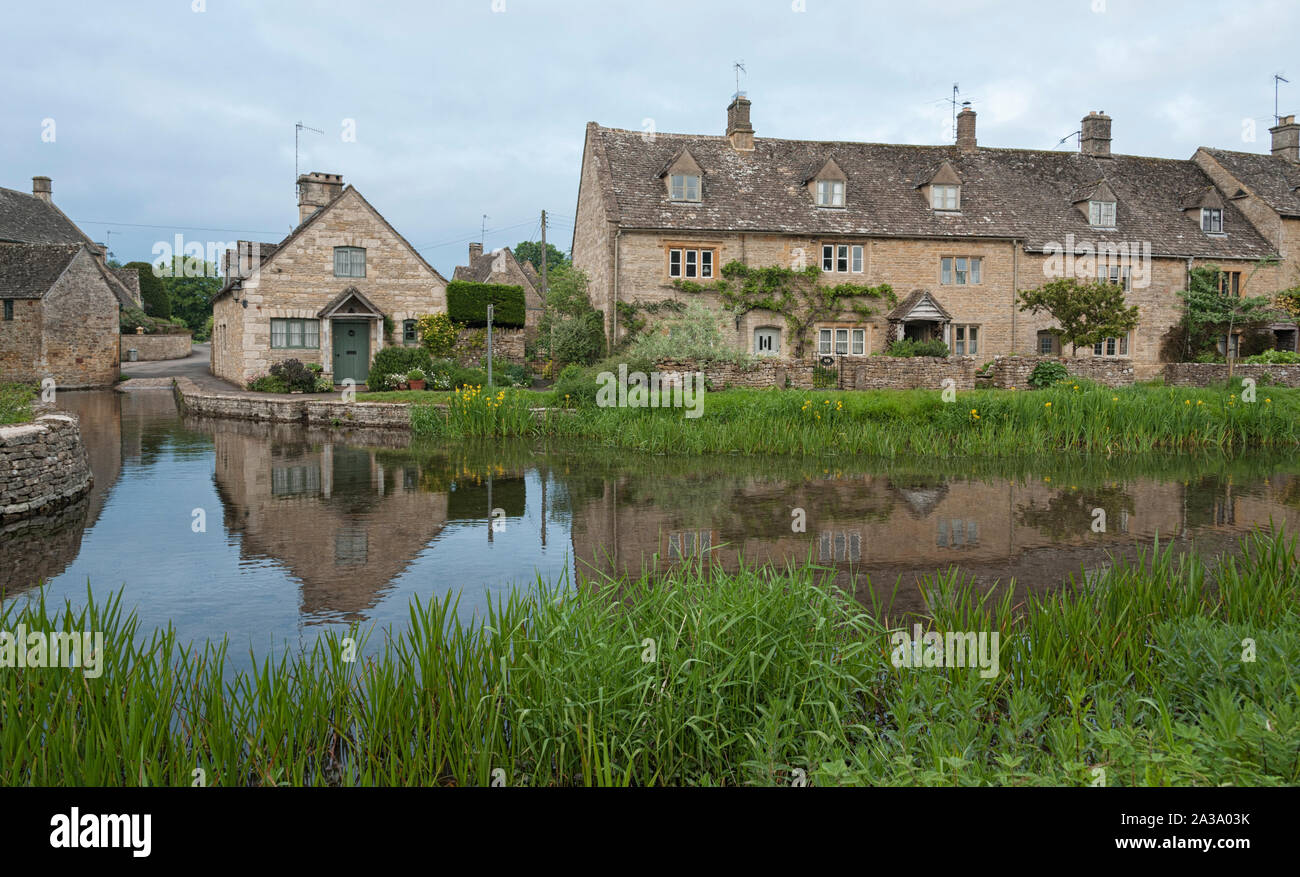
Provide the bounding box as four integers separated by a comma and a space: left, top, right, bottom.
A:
616, 298, 687, 349
673, 261, 896, 358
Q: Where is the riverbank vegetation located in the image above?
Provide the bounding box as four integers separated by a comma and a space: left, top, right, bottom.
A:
3, 528, 1296, 786
403, 379, 1300, 455
0, 383, 35, 425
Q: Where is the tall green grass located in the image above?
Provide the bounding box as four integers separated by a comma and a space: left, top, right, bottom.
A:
3, 528, 1298, 786
0, 383, 36, 425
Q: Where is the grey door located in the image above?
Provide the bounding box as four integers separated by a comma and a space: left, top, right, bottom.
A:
332, 321, 371, 384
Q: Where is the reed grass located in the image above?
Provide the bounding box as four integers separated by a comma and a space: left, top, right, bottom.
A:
3, 527, 1297, 786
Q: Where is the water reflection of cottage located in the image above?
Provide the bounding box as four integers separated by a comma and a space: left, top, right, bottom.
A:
211, 426, 449, 621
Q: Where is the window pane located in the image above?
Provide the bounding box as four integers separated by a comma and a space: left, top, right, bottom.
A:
852, 329, 864, 355
1119, 335, 1128, 355
701, 250, 713, 278
837, 245, 848, 273
1094, 341, 1103, 355
817, 181, 827, 205
288, 320, 303, 347
968, 326, 978, 354
835, 329, 848, 354
334, 250, 345, 275
851, 245, 863, 273
671, 175, 684, 199
1106, 337, 1116, 356
304, 320, 319, 348
833, 182, 844, 206
941, 257, 952, 285
271, 320, 287, 348
970, 258, 981, 284
685, 250, 697, 278
822, 245, 833, 271
955, 257, 967, 284
819, 329, 832, 354
686, 176, 700, 200
669, 249, 681, 276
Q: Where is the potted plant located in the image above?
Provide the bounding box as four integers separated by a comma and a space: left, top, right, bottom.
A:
406, 367, 427, 391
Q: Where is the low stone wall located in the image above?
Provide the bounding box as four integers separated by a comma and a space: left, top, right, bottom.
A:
0, 411, 93, 523
173, 378, 413, 429
988, 356, 1136, 390
1164, 362, 1300, 388
453, 326, 526, 368
655, 356, 978, 391
121, 332, 192, 361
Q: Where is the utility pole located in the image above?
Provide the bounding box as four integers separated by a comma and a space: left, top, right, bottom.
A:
481, 214, 489, 249
541, 209, 551, 360
486, 302, 494, 388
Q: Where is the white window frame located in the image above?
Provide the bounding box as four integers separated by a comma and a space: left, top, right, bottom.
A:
821, 245, 834, 272
851, 245, 864, 273
1092, 334, 1130, 357
271, 318, 320, 350
668, 247, 713, 279
931, 184, 960, 211
815, 179, 845, 207
952, 324, 979, 356
941, 256, 981, 286
670, 174, 701, 202
1201, 207, 1224, 233
851, 328, 865, 355
834, 328, 849, 355
1089, 200, 1117, 228
818, 328, 833, 355
1097, 264, 1132, 291
333, 247, 366, 278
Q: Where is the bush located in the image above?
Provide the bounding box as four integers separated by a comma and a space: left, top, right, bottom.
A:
1028, 360, 1070, 389
367, 345, 433, 389
1242, 349, 1300, 364
415, 313, 460, 358
886, 337, 950, 358
247, 374, 289, 393
625, 302, 748, 365
446, 281, 525, 328
268, 359, 317, 392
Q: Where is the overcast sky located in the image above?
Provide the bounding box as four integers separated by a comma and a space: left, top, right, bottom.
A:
3, 0, 1296, 277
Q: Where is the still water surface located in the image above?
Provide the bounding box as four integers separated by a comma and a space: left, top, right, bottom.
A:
3, 389, 1298, 661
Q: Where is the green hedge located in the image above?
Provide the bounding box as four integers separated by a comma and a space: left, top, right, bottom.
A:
446, 281, 525, 328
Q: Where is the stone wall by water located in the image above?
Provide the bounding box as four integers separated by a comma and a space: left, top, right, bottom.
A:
988, 356, 1136, 390
1164, 362, 1300, 388
0, 411, 93, 522
174, 377, 414, 429
121, 332, 192, 361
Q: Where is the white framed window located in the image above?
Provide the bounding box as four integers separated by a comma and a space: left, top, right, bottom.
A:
941, 256, 981, 285
818, 328, 833, 355
821, 243, 863, 273
670, 174, 701, 202
931, 184, 960, 210
836, 245, 849, 273
851, 328, 865, 355
1201, 207, 1223, 233
1097, 264, 1131, 291
1093, 334, 1130, 357
271, 318, 320, 349
952, 324, 979, 355
333, 247, 366, 278
815, 179, 845, 207
1089, 200, 1117, 227
668, 248, 714, 279
851, 245, 864, 273
835, 328, 849, 355
821, 245, 834, 272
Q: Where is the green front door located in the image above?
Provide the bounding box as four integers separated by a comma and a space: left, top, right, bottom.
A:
332, 320, 371, 385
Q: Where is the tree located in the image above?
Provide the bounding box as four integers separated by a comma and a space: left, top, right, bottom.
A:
1017, 278, 1139, 356
538, 266, 604, 365
156, 256, 221, 333
513, 240, 569, 275
1178, 260, 1282, 376
124, 261, 170, 319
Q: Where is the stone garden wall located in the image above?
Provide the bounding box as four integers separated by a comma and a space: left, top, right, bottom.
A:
0, 411, 93, 523
1164, 362, 1300, 388
121, 332, 192, 361
452, 326, 526, 368
988, 356, 1136, 390
173, 377, 412, 429
654, 356, 980, 391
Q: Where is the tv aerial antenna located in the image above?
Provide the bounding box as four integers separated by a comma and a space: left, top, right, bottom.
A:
295, 121, 323, 198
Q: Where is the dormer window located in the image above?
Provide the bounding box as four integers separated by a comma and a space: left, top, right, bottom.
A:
1088, 200, 1116, 227
670, 174, 701, 202
1201, 207, 1224, 233
931, 184, 960, 211
815, 180, 845, 207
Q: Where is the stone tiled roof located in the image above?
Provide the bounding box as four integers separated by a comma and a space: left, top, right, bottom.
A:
1201, 148, 1300, 218
452, 246, 538, 292
588, 126, 1277, 259
0, 244, 83, 298
0, 186, 93, 245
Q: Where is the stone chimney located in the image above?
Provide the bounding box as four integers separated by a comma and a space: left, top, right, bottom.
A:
726, 94, 754, 151
32, 176, 52, 203
469, 242, 484, 260
1080, 111, 1112, 158
1271, 115, 1299, 163
956, 104, 976, 154
296, 171, 344, 224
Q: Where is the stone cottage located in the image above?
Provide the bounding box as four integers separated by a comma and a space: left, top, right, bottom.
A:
573, 97, 1299, 379
0, 177, 138, 388
452, 242, 545, 337
212, 172, 448, 387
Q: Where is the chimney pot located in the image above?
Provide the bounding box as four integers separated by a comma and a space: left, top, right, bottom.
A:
296, 171, 344, 224
1271, 114, 1299, 163
32, 176, 52, 202
956, 106, 977, 154
1080, 111, 1113, 158
726, 95, 754, 152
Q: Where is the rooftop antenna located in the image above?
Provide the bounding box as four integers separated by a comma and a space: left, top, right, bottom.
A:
104, 229, 114, 261
481, 214, 489, 247
1055, 129, 1082, 150
950, 83, 961, 140
1276, 73, 1290, 125
294, 121, 323, 199
733, 59, 746, 99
